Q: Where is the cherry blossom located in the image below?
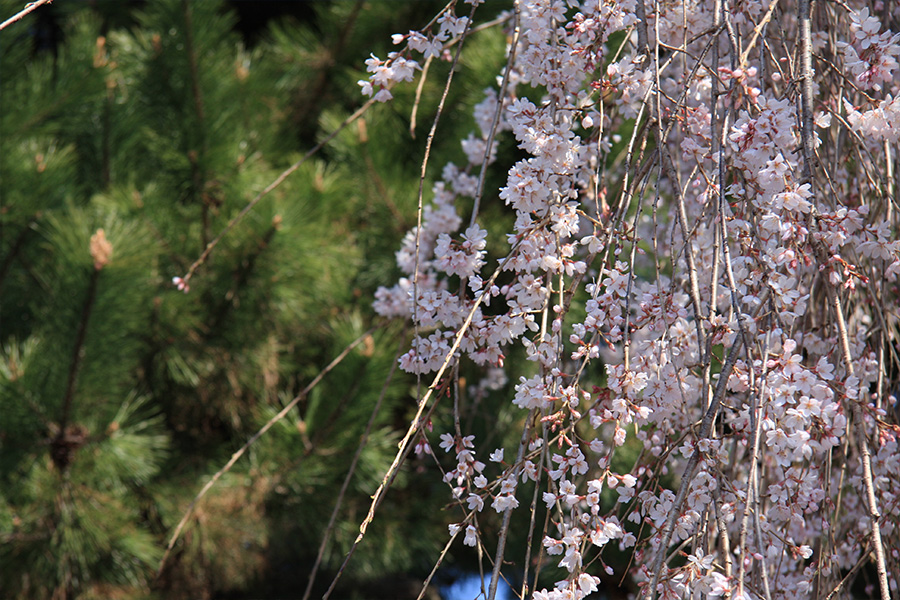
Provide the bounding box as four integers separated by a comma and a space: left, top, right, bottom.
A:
366, 0, 900, 598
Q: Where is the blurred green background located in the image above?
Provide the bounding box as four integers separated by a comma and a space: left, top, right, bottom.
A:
0, 1, 546, 598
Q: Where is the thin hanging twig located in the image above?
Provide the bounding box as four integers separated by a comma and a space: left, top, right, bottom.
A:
648, 293, 767, 600
300, 335, 405, 600
796, 0, 889, 595
410, 1, 479, 388
487, 408, 535, 600
177, 97, 377, 289
321, 224, 533, 600
409, 55, 433, 139
826, 286, 890, 600
469, 2, 521, 226
415, 515, 468, 600
320, 13, 487, 595
156, 326, 376, 577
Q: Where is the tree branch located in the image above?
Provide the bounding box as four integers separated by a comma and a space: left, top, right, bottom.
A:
0, 0, 52, 32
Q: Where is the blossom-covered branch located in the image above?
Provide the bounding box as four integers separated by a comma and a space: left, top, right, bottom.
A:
362, 0, 900, 598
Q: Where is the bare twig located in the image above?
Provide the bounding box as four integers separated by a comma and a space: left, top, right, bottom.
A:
156, 326, 376, 576
797, 0, 889, 594
410, 2, 477, 414
739, 0, 781, 67
823, 548, 870, 600
178, 97, 377, 288
409, 55, 433, 139
647, 337, 744, 600
322, 9, 483, 597
470, 2, 520, 226
415, 520, 466, 600
827, 287, 890, 600
798, 0, 816, 183
301, 335, 405, 600
0, 0, 52, 32
488, 407, 536, 600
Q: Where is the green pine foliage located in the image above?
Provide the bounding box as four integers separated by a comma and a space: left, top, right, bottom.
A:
0, 0, 523, 597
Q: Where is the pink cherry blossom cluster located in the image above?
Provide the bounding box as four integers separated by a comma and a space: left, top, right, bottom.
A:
840, 8, 900, 91
358, 8, 473, 102
357, 53, 419, 103
370, 0, 900, 598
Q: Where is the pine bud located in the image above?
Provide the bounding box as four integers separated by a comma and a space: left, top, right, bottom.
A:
89, 228, 113, 270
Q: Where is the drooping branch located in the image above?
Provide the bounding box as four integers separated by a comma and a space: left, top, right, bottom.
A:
647, 329, 745, 600
827, 285, 890, 600
797, 0, 890, 595
798, 0, 816, 184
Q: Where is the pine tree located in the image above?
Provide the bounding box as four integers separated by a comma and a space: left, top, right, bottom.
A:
1, 0, 508, 597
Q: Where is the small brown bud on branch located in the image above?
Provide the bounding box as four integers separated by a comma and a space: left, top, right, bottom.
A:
89, 228, 113, 270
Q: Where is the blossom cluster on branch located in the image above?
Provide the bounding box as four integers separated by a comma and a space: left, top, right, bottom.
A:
371, 0, 900, 598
